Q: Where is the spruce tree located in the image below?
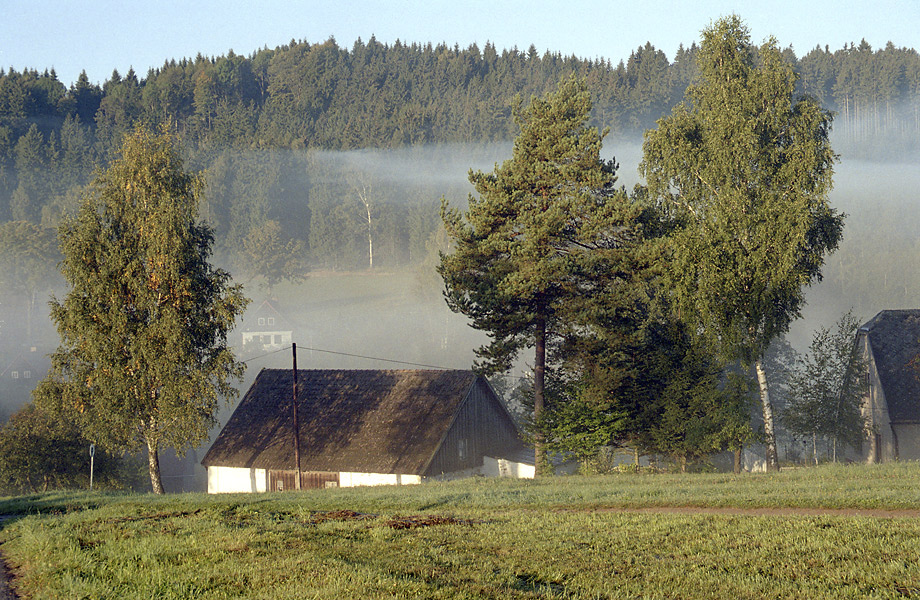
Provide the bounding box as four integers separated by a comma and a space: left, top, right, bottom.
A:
36, 125, 248, 493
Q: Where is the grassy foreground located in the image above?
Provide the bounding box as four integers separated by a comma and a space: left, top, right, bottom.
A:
2, 463, 920, 599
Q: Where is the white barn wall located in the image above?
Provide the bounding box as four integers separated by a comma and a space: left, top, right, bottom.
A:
338, 472, 422, 487
482, 456, 535, 479
208, 466, 268, 493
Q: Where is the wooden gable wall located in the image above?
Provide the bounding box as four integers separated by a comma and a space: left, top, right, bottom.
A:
423, 377, 523, 476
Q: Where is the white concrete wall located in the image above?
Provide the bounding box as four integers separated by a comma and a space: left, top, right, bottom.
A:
338, 472, 422, 487
482, 456, 535, 479
241, 330, 292, 350
207, 466, 267, 494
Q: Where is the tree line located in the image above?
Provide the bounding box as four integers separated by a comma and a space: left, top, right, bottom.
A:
0, 34, 917, 274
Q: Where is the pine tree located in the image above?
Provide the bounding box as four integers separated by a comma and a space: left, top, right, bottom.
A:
35, 125, 248, 493
640, 16, 845, 471
439, 75, 634, 474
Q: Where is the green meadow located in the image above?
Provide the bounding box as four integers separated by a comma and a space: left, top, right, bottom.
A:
2, 463, 920, 599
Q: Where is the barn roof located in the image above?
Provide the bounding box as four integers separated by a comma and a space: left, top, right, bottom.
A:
202, 369, 488, 474
861, 310, 920, 423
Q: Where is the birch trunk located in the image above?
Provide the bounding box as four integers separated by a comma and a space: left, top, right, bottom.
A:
147, 436, 164, 494
754, 357, 779, 471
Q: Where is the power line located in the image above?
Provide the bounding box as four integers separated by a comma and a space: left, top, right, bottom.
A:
241, 343, 528, 380
242, 343, 450, 370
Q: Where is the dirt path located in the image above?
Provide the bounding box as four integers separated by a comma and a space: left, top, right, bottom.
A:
0, 517, 16, 600
597, 506, 920, 518
0, 554, 16, 600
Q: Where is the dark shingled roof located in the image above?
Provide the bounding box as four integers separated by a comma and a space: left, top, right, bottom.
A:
202, 369, 487, 474
861, 310, 920, 424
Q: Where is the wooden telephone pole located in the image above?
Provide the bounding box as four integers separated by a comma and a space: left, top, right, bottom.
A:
292, 343, 301, 490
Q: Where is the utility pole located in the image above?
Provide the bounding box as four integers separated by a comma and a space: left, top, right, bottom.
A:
292, 343, 301, 490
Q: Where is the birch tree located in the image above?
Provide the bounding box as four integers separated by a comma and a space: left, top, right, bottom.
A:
35, 125, 248, 493
640, 16, 844, 470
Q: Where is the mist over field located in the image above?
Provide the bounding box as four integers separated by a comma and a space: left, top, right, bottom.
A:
0, 127, 916, 481
1, 134, 916, 419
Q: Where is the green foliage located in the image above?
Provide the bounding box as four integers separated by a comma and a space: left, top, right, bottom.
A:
440, 76, 626, 372
641, 16, 845, 470
642, 16, 843, 364
439, 76, 635, 472
785, 310, 868, 460
35, 125, 248, 494
0, 220, 59, 296
0, 220, 60, 339
538, 391, 629, 464
240, 219, 306, 292
641, 341, 755, 470
0, 402, 130, 494
0, 35, 916, 276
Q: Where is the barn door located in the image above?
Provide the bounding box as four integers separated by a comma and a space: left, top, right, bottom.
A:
268, 470, 339, 491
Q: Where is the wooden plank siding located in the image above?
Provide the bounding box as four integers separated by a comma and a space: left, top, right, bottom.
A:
269, 470, 339, 491
424, 378, 522, 476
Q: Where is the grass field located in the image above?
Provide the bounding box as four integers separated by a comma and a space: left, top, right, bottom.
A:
2, 463, 920, 599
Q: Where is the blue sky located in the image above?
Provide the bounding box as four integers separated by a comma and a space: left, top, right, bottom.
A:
3, 0, 919, 87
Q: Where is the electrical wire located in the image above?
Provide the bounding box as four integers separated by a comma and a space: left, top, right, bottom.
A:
241, 343, 528, 380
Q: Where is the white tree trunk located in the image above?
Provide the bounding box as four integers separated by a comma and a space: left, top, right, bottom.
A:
357, 186, 373, 269
755, 357, 779, 471
147, 435, 164, 494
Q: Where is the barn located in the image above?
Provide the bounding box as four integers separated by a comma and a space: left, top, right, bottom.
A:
202, 369, 533, 493
857, 310, 920, 462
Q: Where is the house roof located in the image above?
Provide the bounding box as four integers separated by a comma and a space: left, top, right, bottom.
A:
202, 369, 488, 474
861, 310, 920, 423
240, 299, 295, 333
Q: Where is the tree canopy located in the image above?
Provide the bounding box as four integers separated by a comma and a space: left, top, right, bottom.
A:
785, 310, 868, 462
35, 125, 248, 493
640, 15, 845, 470
439, 75, 645, 473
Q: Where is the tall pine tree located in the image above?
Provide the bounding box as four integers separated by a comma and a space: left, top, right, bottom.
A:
439, 75, 638, 474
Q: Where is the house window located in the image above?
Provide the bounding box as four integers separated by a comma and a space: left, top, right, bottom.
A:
458, 438, 468, 461
274, 334, 282, 345
258, 317, 266, 326
23, 371, 30, 379
268, 317, 275, 326
10, 371, 18, 379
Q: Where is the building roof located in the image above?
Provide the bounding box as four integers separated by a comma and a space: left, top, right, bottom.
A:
861, 310, 920, 423
239, 299, 295, 334
202, 369, 495, 474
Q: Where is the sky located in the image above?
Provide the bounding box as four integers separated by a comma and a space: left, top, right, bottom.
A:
3, 0, 919, 87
